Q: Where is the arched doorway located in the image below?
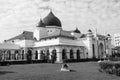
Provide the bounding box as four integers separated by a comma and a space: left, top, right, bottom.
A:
92, 44, 96, 58
70, 49, 74, 59
62, 49, 67, 60
40, 50, 44, 60
0, 50, 5, 61
27, 50, 32, 63
76, 50, 80, 59
22, 50, 24, 60
99, 43, 104, 58
46, 50, 50, 61
51, 49, 57, 63
35, 51, 38, 60
6, 50, 11, 60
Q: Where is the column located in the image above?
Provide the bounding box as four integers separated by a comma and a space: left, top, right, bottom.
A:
74, 51, 77, 59
49, 48, 53, 60
38, 50, 40, 60
66, 52, 70, 59
56, 48, 62, 63
24, 48, 27, 60
11, 50, 14, 61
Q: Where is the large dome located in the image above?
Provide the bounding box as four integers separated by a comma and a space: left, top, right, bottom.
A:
43, 11, 62, 27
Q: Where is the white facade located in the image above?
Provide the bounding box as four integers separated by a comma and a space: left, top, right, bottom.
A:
0, 11, 112, 63
114, 33, 120, 47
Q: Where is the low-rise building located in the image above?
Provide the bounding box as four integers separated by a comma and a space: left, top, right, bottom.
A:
0, 11, 112, 63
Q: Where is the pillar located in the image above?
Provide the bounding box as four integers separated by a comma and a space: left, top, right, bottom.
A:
38, 50, 40, 60
74, 52, 77, 59
66, 52, 70, 59
56, 47, 62, 63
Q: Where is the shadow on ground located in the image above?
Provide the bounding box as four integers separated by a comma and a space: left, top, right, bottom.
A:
70, 69, 76, 72
0, 71, 15, 75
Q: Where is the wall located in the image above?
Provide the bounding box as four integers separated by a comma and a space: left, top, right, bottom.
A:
14, 40, 34, 48
34, 27, 47, 40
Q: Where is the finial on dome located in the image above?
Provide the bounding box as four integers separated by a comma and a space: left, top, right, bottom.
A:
49, 7, 53, 13
50, 7, 52, 12
49, 8, 55, 16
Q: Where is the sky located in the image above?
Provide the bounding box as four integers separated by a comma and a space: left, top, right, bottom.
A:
0, 0, 120, 42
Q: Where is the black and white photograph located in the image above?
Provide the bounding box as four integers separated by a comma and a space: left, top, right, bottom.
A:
0, 0, 120, 80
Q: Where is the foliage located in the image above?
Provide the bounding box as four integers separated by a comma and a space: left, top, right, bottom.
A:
109, 57, 120, 61
98, 61, 120, 76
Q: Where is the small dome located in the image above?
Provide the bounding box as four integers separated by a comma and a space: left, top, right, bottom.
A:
43, 11, 62, 27
37, 19, 45, 27
107, 34, 111, 37
88, 29, 92, 33
73, 28, 81, 33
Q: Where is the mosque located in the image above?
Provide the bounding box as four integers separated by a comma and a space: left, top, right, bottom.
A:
0, 11, 112, 63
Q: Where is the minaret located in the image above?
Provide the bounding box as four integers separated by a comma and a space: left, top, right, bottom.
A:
86, 29, 94, 58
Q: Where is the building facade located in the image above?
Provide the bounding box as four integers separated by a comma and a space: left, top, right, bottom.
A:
0, 11, 112, 63
114, 33, 120, 47
112, 33, 120, 55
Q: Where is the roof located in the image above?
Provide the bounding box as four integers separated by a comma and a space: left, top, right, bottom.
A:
80, 34, 87, 38
43, 11, 62, 27
39, 29, 85, 40
97, 34, 106, 38
6, 31, 34, 41
40, 30, 75, 40
0, 43, 21, 50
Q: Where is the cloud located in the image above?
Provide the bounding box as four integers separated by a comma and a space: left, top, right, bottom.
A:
42, 0, 50, 2
0, 0, 120, 42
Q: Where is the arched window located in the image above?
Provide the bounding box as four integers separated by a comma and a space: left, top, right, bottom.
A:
99, 43, 104, 58
62, 49, 67, 60
27, 50, 32, 63
0, 50, 4, 61
76, 50, 80, 59
40, 50, 44, 60
51, 49, 57, 62
52, 49, 56, 56
46, 50, 50, 56
70, 49, 74, 59
0, 50, 2, 61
